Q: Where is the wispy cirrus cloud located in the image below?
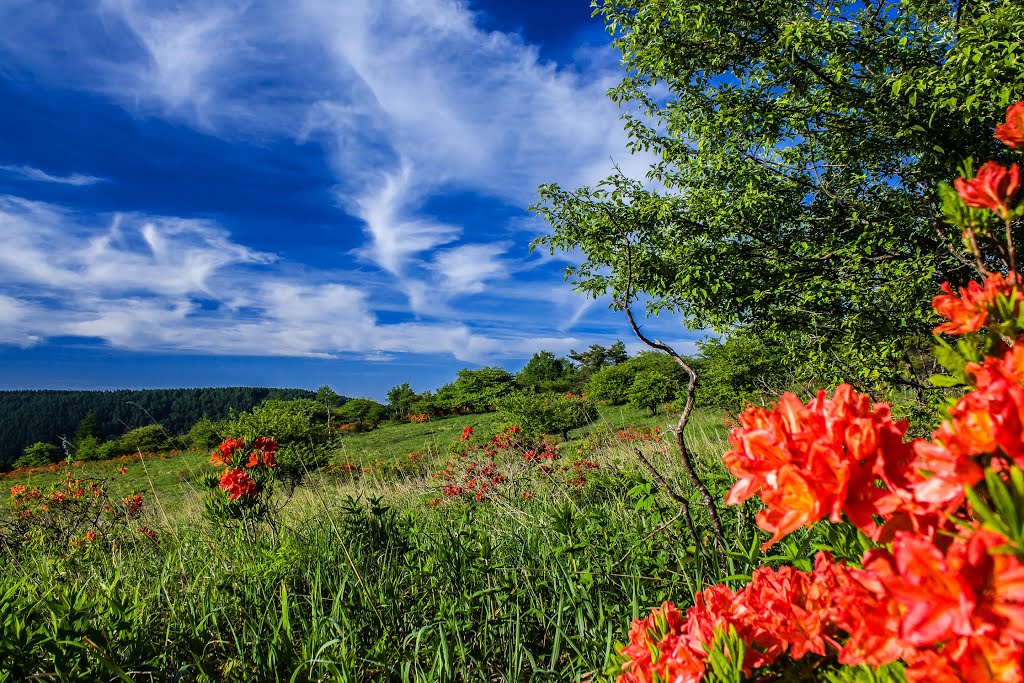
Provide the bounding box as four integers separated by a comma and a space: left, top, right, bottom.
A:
0, 165, 107, 187
0, 0, 675, 370
0, 194, 596, 361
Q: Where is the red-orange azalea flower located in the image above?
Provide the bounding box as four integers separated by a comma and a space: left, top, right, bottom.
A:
995, 101, 1024, 148
211, 437, 245, 466
933, 273, 1022, 335
219, 468, 258, 500
953, 161, 1021, 219
724, 385, 912, 546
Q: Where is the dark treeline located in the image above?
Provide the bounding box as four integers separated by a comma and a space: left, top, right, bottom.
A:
0, 387, 321, 466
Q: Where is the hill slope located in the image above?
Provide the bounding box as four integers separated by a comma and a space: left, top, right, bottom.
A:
0, 387, 326, 466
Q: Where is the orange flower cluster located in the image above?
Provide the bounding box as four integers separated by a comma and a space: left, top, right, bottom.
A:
995, 101, 1024, 148
208, 436, 278, 505
954, 161, 1021, 219
122, 493, 144, 516
616, 425, 663, 442
219, 468, 258, 500
618, 554, 880, 682
432, 426, 592, 503
408, 413, 431, 423
932, 272, 1023, 336
209, 437, 246, 466
620, 103, 1024, 681
723, 384, 916, 547
619, 537, 1024, 683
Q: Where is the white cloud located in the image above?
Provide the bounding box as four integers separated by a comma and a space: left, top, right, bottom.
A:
0, 0, 643, 291
0, 294, 42, 347
0, 195, 561, 361
0, 0, 681, 365
430, 243, 511, 295
0, 165, 107, 186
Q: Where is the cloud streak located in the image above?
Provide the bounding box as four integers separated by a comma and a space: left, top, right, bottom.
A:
0, 195, 605, 361
0, 165, 107, 186
0, 0, 676, 370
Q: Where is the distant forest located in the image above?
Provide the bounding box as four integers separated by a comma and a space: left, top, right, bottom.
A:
0, 388, 322, 466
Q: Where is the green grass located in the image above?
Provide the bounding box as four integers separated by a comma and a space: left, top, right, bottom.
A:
333, 404, 724, 466
0, 404, 746, 682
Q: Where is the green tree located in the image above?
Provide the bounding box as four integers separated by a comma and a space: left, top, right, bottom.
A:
534, 0, 1024, 398
496, 392, 599, 440
607, 341, 629, 365
119, 424, 173, 453
75, 412, 104, 442
387, 383, 417, 417
628, 370, 677, 416
517, 351, 575, 393
188, 415, 222, 451
316, 385, 341, 431
696, 331, 798, 414
435, 367, 517, 414
337, 398, 388, 427
584, 364, 634, 405
13, 442, 61, 469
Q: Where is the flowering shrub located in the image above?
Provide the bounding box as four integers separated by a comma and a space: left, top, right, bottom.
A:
203, 436, 279, 524
432, 425, 602, 502
3, 468, 149, 551
613, 103, 1024, 682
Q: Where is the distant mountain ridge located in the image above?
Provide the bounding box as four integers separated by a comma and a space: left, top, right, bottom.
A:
0, 387, 327, 467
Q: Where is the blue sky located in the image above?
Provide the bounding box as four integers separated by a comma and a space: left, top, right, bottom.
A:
0, 0, 699, 401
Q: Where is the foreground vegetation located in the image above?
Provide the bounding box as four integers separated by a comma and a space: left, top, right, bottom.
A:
0, 407, 754, 682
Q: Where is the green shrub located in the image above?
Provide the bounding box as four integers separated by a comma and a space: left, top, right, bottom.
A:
516, 351, 576, 393
95, 440, 125, 460
628, 370, 677, 415
496, 391, 599, 439
336, 398, 388, 428
434, 367, 517, 413
187, 415, 223, 451
118, 424, 173, 453
13, 442, 62, 469
72, 435, 103, 461
695, 331, 795, 413
222, 399, 334, 487
584, 364, 635, 404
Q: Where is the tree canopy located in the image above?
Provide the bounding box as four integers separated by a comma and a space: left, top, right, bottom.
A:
534, 0, 1024, 395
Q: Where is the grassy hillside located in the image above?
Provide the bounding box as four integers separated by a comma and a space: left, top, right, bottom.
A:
0, 404, 745, 682
0, 387, 326, 467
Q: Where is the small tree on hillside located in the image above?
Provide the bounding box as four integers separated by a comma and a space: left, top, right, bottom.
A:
584, 364, 635, 405
336, 398, 388, 428
435, 367, 517, 413
119, 424, 173, 453
517, 351, 575, 393
496, 392, 599, 440
75, 412, 104, 442
628, 370, 677, 416
13, 442, 62, 469
387, 382, 417, 418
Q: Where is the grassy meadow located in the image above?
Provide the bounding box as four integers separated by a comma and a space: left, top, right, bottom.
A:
0, 405, 757, 682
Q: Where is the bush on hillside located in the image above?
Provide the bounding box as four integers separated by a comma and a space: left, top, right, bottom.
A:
496, 391, 598, 439
119, 424, 174, 453
222, 399, 334, 488
516, 351, 576, 393
434, 367, 517, 414
336, 398, 388, 428
584, 364, 634, 405
627, 370, 677, 416
187, 415, 223, 451
13, 442, 62, 469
